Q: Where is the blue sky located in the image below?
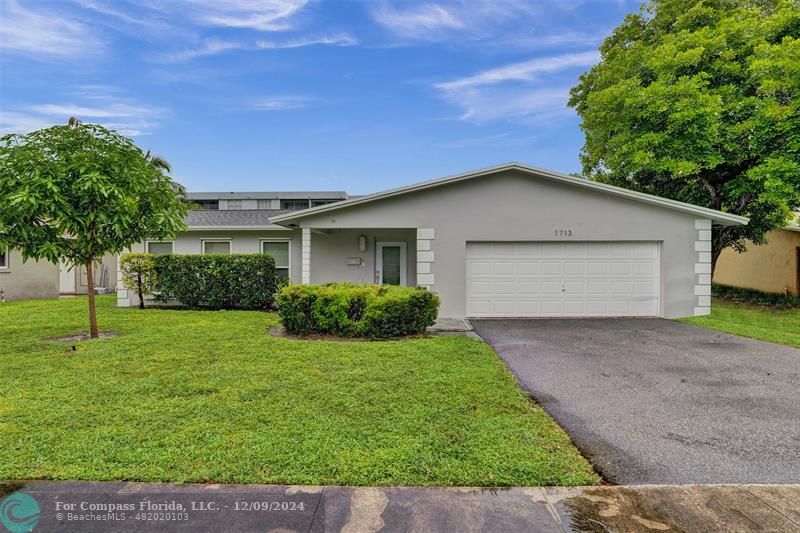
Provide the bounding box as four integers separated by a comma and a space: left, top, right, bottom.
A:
0, 0, 638, 194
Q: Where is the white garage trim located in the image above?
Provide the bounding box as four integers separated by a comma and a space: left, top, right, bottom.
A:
466, 241, 661, 318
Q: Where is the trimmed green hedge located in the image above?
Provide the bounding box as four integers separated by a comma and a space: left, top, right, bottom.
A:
277, 283, 440, 338
712, 283, 800, 309
152, 254, 281, 310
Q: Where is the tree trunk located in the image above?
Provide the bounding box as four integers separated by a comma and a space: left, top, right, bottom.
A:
86, 258, 99, 339
711, 247, 722, 278
137, 272, 144, 309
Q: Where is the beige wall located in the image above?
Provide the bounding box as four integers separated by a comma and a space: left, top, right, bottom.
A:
0, 250, 59, 300
714, 229, 800, 296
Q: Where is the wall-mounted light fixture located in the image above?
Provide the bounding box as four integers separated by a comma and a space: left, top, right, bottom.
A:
358, 235, 367, 252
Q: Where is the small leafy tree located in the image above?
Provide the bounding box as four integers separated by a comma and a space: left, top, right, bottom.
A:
569, 0, 800, 272
119, 253, 157, 309
0, 118, 188, 338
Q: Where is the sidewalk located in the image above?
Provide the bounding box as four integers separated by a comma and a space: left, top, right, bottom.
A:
2, 481, 799, 532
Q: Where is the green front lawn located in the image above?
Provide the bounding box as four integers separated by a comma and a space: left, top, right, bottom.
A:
681, 298, 800, 348
0, 296, 598, 486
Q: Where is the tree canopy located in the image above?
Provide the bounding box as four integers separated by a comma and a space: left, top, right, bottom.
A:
0, 119, 188, 336
569, 0, 800, 269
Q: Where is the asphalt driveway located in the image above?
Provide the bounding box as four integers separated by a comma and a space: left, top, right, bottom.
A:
471, 318, 800, 485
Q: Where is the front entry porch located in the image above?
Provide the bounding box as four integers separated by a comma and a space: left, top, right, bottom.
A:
297, 227, 435, 292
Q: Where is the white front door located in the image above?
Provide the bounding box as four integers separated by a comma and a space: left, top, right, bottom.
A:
465, 242, 660, 317
58, 261, 76, 294
376, 242, 407, 286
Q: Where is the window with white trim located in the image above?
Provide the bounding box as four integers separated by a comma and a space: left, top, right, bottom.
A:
202, 240, 231, 254
262, 240, 290, 279
147, 241, 173, 255
257, 199, 273, 210
227, 200, 243, 210
0, 248, 8, 269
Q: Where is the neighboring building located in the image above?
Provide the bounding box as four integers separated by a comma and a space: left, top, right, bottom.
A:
118, 163, 747, 319
0, 250, 117, 301
0, 249, 59, 301
714, 214, 800, 296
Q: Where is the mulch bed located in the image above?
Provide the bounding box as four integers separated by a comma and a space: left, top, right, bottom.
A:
48, 332, 117, 342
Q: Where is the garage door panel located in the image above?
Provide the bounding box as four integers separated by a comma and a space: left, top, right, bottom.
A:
586, 262, 610, 275
540, 261, 562, 275
541, 280, 563, 294
516, 300, 541, 314
469, 260, 492, 275
492, 243, 516, 256
611, 262, 632, 275
493, 261, 515, 275
564, 261, 586, 275
493, 281, 516, 295
517, 280, 539, 294
466, 242, 660, 317
634, 261, 657, 275
563, 280, 586, 294
586, 281, 608, 295
468, 243, 493, 257
517, 261, 539, 275
515, 243, 541, 256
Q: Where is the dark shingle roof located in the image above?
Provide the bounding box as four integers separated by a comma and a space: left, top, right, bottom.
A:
187, 191, 347, 200
185, 209, 291, 227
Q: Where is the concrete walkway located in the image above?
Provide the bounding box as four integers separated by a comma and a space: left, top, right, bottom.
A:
3, 481, 799, 532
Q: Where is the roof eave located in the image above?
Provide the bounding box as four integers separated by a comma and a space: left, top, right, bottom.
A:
185, 225, 290, 231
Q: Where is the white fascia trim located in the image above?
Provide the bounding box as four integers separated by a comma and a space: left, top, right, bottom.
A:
269, 162, 750, 227
185, 226, 289, 231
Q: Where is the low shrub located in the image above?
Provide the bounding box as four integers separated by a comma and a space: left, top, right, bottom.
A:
712, 283, 800, 309
277, 283, 440, 338
119, 253, 157, 309
152, 254, 282, 310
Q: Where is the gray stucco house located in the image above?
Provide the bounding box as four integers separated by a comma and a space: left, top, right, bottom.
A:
118, 163, 747, 319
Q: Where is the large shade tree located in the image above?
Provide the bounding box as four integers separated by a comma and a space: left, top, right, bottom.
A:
0, 118, 188, 338
569, 0, 800, 272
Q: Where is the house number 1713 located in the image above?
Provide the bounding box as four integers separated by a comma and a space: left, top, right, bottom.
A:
554, 229, 573, 237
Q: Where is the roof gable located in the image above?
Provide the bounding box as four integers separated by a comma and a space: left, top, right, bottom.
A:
269, 163, 748, 227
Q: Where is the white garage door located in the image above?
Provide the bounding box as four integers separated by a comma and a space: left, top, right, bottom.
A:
466, 242, 660, 317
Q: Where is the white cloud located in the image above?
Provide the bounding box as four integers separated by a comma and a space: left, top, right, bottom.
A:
251, 96, 314, 111
158, 33, 357, 62
0, 112, 54, 135
1, 87, 166, 137
372, 3, 464, 40
256, 33, 358, 49
435, 51, 599, 123
444, 86, 573, 122
0, 0, 104, 58
180, 0, 310, 31
372, 0, 537, 41
493, 31, 608, 51
159, 39, 248, 62
436, 50, 599, 91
